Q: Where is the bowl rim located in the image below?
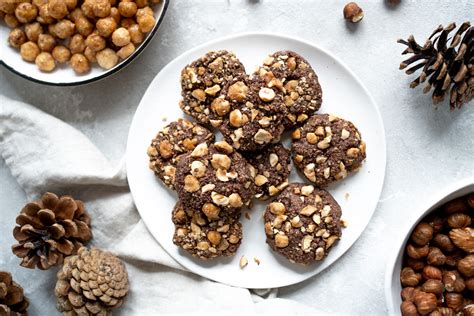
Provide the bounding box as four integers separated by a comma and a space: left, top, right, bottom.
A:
0, 0, 169, 87
384, 177, 474, 315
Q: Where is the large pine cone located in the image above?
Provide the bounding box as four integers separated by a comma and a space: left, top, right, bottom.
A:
11, 192, 92, 270
0, 272, 29, 316
398, 21, 473, 109
55, 247, 129, 316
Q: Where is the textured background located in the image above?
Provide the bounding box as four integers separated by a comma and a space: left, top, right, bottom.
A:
1, 0, 473, 314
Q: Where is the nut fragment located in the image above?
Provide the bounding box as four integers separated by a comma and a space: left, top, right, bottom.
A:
259, 87, 276, 102
227, 81, 248, 102
207, 231, 221, 246
269, 202, 285, 215
240, 255, 248, 269
211, 154, 231, 170
255, 175, 268, 186
301, 185, 314, 196
341, 129, 350, 139
184, 175, 200, 192
275, 234, 289, 248
301, 235, 313, 251
269, 153, 279, 167
214, 141, 233, 154
191, 89, 206, 102
211, 192, 229, 207
315, 247, 325, 260
211, 98, 230, 117
204, 84, 221, 96
343, 2, 364, 23
254, 129, 273, 145
300, 205, 317, 216
190, 160, 206, 178
191, 143, 208, 157
202, 203, 220, 220
228, 193, 243, 208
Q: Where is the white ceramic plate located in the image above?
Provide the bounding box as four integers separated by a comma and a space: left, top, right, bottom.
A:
0, 0, 168, 86
126, 33, 386, 289
385, 178, 474, 315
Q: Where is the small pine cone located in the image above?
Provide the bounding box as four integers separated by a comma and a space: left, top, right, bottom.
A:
0, 271, 29, 316
55, 247, 129, 316
11, 192, 92, 270
398, 21, 473, 109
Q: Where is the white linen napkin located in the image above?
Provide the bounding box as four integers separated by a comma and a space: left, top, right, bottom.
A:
0, 95, 322, 315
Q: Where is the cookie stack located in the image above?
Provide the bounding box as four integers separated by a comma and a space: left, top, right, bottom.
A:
147, 50, 367, 264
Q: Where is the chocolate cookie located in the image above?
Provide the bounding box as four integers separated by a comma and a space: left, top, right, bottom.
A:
255, 51, 323, 128
292, 114, 366, 187
172, 202, 242, 259
263, 183, 342, 264
246, 143, 291, 200
180, 50, 246, 125
147, 119, 215, 189
218, 75, 285, 152
174, 141, 255, 217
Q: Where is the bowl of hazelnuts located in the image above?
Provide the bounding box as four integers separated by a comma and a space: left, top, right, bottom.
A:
385, 178, 474, 315
0, 0, 168, 85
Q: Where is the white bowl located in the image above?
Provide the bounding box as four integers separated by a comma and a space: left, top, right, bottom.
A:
0, 0, 168, 86
384, 177, 474, 315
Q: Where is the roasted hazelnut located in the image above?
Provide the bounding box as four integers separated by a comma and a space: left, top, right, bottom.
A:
411, 223, 434, 246
69, 8, 85, 21
55, 19, 75, 39
64, 0, 77, 10
445, 250, 464, 268
48, 0, 68, 20
457, 254, 474, 277
25, 22, 43, 42
427, 247, 446, 266
466, 277, 474, 291
447, 213, 471, 228
421, 279, 444, 296
83, 46, 96, 62
15, 3, 37, 23
462, 305, 474, 316
35, 52, 56, 72
4, 14, 20, 28
407, 243, 429, 259
37, 33, 56, 52
75, 17, 94, 37
128, 23, 144, 44
96, 17, 117, 37
343, 2, 363, 23
401, 267, 421, 287
136, 6, 153, 17
135, 0, 148, 8
426, 215, 444, 233
20, 41, 40, 62
92, 0, 111, 18
116, 42, 135, 59
400, 301, 418, 316
120, 17, 135, 28
118, 1, 137, 17
111, 27, 130, 46
422, 266, 442, 281
414, 291, 437, 315
444, 198, 468, 214
444, 293, 463, 312
137, 13, 155, 33
110, 7, 120, 23
69, 34, 86, 54
405, 257, 425, 271
85, 33, 106, 52
52, 45, 71, 63
37, 4, 54, 24
449, 228, 474, 253
70, 53, 90, 73
96, 48, 118, 69
8, 28, 26, 48
442, 270, 465, 293
434, 307, 455, 316
467, 193, 474, 208
432, 234, 455, 253
401, 287, 417, 302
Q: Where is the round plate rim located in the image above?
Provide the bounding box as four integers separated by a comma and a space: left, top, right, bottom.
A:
0, 0, 169, 87
126, 31, 387, 289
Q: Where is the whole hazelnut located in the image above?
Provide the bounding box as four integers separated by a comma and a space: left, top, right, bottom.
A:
401, 267, 421, 287
400, 301, 418, 316
447, 213, 472, 228
421, 279, 444, 296
445, 250, 464, 268
435, 307, 455, 316
414, 291, 437, 315
427, 247, 446, 266
467, 193, 474, 208
444, 293, 463, 312
343, 2, 364, 23
442, 270, 465, 293
463, 304, 474, 316
407, 243, 429, 259
449, 228, 474, 253
427, 215, 444, 233
411, 223, 434, 246
405, 257, 425, 271
422, 265, 442, 281
432, 234, 455, 253
466, 277, 474, 291
457, 254, 474, 277
401, 287, 416, 302
444, 198, 468, 214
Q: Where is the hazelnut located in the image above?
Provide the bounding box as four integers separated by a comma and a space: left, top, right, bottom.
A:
444, 293, 463, 312
239, 255, 248, 269
413, 291, 437, 315
184, 175, 200, 192
190, 143, 208, 157
202, 203, 219, 220
404, 257, 425, 271
457, 254, 474, 277
401, 287, 418, 302
52, 45, 71, 63
207, 231, 221, 246
449, 228, 474, 253
268, 202, 285, 215
229, 109, 247, 127
275, 234, 289, 248
227, 81, 248, 102
467, 193, 474, 208
443, 270, 465, 293
191, 89, 206, 102
401, 267, 421, 287
343, 2, 364, 23
70, 53, 90, 74
211, 154, 231, 170
258, 87, 275, 102
20, 41, 40, 62
112, 27, 131, 47
35, 52, 56, 72
411, 223, 434, 246
444, 198, 468, 214
400, 301, 418, 316
422, 265, 442, 280
211, 98, 230, 117
433, 234, 455, 253
406, 243, 429, 259
137, 13, 155, 33
211, 192, 229, 207
427, 247, 446, 266
228, 193, 243, 208
300, 205, 317, 216
8, 28, 26, 48
255, 175, 268, 186
117, 43, 135, 60
447, 213, 471, 228
214, 141, 233, 154
253, 129, 273, 145
421, 279, 444, 296
465, 277, 474, 291
434, 307, 455, 316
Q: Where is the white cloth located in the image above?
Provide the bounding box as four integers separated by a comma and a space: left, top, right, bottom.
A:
0, 96, 323, 315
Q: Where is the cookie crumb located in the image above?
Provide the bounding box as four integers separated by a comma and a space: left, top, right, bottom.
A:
162, 116, 167, 122
253, 257, 260, 265
345, 192, 350, 201
245, 212, 251, 220
341, 219, 348, 228
240, 255, 248, 269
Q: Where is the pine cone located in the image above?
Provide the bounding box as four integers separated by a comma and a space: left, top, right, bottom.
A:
0, 272, 29, 316
398, 21, 473, 109
11, 192, 92, 270
55, 247, 129, 316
